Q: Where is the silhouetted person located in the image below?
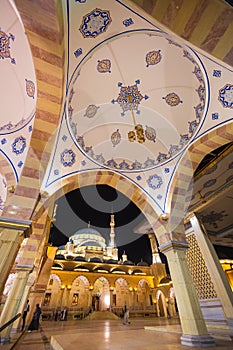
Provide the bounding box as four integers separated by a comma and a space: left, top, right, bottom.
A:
21, 299, 30, 331
28, 304, 42, 332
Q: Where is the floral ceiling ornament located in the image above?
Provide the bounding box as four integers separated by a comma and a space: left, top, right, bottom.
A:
25, 79, 35, 98
111, 80, 148, 116
218, 84, 233, 108
145, 50, 162, 67
84, 104, 99, 118
163, 92, 183, 106
97, 59, 111, 73
12, 136, 26, 155
111, 129, 121, 147
0, 29, 15, 64
147, 174, 163, 190
60, 149, 76, 167
79, 8, 112, 38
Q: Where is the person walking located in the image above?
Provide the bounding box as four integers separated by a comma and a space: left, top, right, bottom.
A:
21, 299, 30, 331
122, 304, 130, 325
28, 304, 42, 332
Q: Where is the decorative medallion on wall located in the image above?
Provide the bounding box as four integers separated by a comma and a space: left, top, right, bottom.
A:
203, 179, 216, 188
97, 59, 111, 73
145, 50, 161, 67
147, 174, 163, 190
163, 92, 182, 106
12, 136, 26, 155
84, 104, 99, 118
25, 79, 35, 98
0, 29, 15, 64
79, 8, 112, 38
61, 149, 76, 167
218, 84, 233, 108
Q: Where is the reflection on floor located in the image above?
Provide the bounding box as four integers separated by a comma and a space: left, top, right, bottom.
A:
2, 317, 233, 350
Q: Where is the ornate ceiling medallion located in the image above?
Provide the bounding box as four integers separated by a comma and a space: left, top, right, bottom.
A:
79, 8, 112, 38
145, 50, 162, 67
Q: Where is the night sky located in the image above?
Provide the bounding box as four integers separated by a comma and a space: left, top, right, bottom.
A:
49, 184, 232, 266
49, 185, 158, 265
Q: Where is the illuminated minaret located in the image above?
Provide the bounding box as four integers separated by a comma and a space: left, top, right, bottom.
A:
109, 213, 115, 247
107, 213, 118, 260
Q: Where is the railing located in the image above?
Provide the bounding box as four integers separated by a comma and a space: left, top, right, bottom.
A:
0, 313, 21, 333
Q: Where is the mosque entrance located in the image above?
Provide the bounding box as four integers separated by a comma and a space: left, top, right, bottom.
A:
92, 277, 110, 311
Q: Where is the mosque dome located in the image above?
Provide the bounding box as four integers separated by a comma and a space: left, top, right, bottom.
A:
69, 227, 106, 249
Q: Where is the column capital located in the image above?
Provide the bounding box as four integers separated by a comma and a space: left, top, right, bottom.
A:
159, 240, 189, 253
0, 216, 32, 237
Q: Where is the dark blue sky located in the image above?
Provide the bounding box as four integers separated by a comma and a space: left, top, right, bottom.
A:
49, 185, 154, 264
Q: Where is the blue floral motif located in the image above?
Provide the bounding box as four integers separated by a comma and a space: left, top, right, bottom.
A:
119, 160, 130, 170
61, 149, 75, 167
12, 136, 26, 155
123, 18, 134, 27
213, 70, 221, 77
79, 8, 112, 38
212, 113, 218, 120
148, 174, 163, 190
94, 153, 105, 164
74, 48, 82, 58
218, 84, 233, 108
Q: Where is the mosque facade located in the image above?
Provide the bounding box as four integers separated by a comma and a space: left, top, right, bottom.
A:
42, 215, 176, 319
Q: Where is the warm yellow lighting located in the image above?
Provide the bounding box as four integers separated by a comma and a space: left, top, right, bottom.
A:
129, 287, 133, 291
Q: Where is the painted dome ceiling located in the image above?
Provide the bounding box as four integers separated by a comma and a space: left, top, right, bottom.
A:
67, 31, 207, 172
0, 0, 36, 133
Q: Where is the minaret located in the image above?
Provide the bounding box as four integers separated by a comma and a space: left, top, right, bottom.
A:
109, 213, 115, 247
107, 213, 118, 260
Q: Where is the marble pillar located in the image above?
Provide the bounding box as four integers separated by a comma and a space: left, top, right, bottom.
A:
0, 229, 24, 296
160, 240, 215, 347
0, 269, 30, 344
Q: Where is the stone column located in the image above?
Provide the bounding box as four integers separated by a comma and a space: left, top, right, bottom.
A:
190, 213, 233, 330
0, 269, 31, 344
160, 240, 215, 347
0, 217, 31, 296
12, 281, 32, 332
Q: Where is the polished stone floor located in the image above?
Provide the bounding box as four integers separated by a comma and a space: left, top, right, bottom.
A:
2, 317, 233, 350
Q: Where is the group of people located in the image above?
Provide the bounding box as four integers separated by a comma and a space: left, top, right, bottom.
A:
21, 300, 42, 332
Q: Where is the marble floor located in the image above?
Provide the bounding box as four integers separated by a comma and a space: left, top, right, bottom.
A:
2, 317, 233, 350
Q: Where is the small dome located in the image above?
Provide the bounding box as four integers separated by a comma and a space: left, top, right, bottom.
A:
90, 257, 102, 263
123, 260, 134, 265
106, 259, 118, 264
159, 276, 171, 284
55, 254, 65, 260
137, 261, 148, 266
73, 256, 86, 262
